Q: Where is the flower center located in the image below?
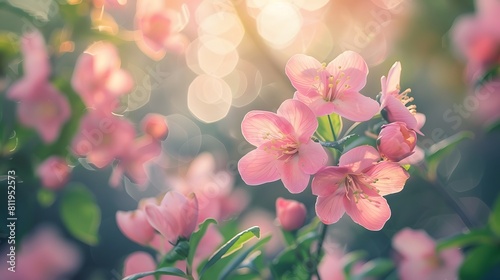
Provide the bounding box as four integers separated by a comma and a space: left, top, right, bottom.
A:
396, 88, 417, 115
344, 174, 380, 204
314, 65, 351, 102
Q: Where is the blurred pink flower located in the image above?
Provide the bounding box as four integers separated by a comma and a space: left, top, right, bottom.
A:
71, 113, 135, 168
377, 122, 417, 162
13, 82, 70, 143
135, 0, 188, 59
0, 226, 81, 280
380, 62, 423, 135
71, 42, 133, 113
474, 79, 500, 127
116, 198, 157, 246
141, 113, 169, 141
145, 191, 198, 244
36, 156, 71, 190
275, 197, 307, 231
7, 30, 70, 143
122, 252, 181, 280
170, 152, 249, 223
392, 228, 463, 280
238, 99, 328, 194
109, 135, 162, 188
451, 0, 500, 80
312, 145, 409, 230
286, 51, 379, 121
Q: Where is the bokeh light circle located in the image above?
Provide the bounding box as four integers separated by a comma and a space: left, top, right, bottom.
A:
257, 1, 302, 48
188, 74, 232, 123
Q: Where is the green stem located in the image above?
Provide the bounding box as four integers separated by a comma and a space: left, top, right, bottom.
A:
343, 122, 361, 138
327, 115, 337, 142
312, 223, 328, 280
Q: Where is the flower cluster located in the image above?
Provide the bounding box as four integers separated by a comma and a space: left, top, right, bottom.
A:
239, 51, 424, 231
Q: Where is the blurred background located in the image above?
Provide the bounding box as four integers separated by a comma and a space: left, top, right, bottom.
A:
0, 0, 499, 279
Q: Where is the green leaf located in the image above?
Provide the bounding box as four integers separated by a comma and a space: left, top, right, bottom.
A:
298, 217, 320, 238
425, 131, 474, 181
37, 188, 56, 208
158, 240, 190, 269
489, 197, 500, 236
437, 228, 494, 251
219, 235, 272, 280
270, 232, 319, 279
187, 219, 217, 268
123, 267, 189, 280
317, 114, 343, 142
459, 244, 500, 280
60, 184, 101, 245
200, 226, 260, 276
350, 259, 394, 280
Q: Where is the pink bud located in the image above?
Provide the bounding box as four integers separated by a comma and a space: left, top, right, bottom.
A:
276, 197, 307, 231
36, 157, 71, 190
141, 113, 169, 140
377, 122, 417, 162
145, 192, 198, 244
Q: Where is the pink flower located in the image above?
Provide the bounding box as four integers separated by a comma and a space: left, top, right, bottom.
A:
0, 226, 81, 280
451, 0, 500, 80
141, 113, 169, 141
71, 112, 135, 168
71, 42, 133, 113
116, 198, 156, 245
145, 191, 198, 244
36, 157, 71, 190
377, 122, 417, 162
380, 62, 423, 135
474, 79, 500, 126
392, 228, 464, 280
399, 113, 426, 165
238, 99, 328, 193
109, 136, 162, 188
135, 0, 188, 59
13, 82, 71, 143
312, 145, 409, 230
7, 30, 70, 143
285, 51, 379, 121
275, 197, 307, 231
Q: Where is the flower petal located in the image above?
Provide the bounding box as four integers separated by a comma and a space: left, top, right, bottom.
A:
276, 156, 310, 194
285, 54, 323, 95
238, 148, 280, 185
241, 111, 294, 147
399, 146, 425, 165
339, 145, 380, 173
383, 95, 422, 135
145, 203, 179, 243
381, 61, 401, 96
315, 194, 346, 225
344, 194, 390, 231
277, 99, 318, 142
311, 166, 349, 197
294, 91, 336, 117
298, 141, 328, 174
333, 91, 380, 122
326, 51, 368, 92
392, 228, 436, 259
364, 162, 409, 196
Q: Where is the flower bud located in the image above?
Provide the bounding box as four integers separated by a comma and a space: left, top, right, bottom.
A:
36, 157, 71, 190
141, 113, 168, 141
276, 197, 307, 231
377, 122, 417, 162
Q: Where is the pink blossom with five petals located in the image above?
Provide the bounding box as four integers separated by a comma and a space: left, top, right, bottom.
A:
285, 51, 379, 121
312, 145, 409, 230
238, 99, 328, 194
